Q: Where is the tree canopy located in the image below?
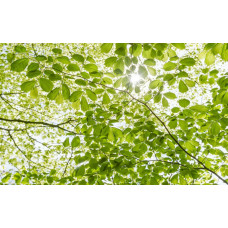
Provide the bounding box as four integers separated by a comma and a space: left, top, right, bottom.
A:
0, 43, 228, 185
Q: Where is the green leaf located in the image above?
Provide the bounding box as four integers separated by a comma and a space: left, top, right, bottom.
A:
62, 84, 70, 100
138, 65, 148, 78
21, 80, 36, 92
27, 70, 41, 78
81, 96, 89, 111
144, 59, 156, 66
72, 54, 84, 63
11, 58, 29, 72
180, 58, 195, 66
52, 48, 62, 54
105, 57, 117, 67
84, 64, 98, 72
115, 47, 126, 56
74, 165, 85, 177
179, 80, 188, 93
52, 63, 63, 72
86, 89, 97, 101
148, 67, 156, 76
163, 62, 177, 71
178, 99, 190, 107
39, 78, 54, 92
63, 137, 70, 147
190, 105, 208, 113
154, 93, 162, 103
171, 43, 185, 49
71, 136, 80, 147
209, 122, 220, 136
49, 74, 61, 81
102, 77, 112, 84
57, 56, 71, 64
47, 87, 60, 100
75, 79, 87, 86
205, 51, 215, 66
179, 120, 188, 130
164, 92, 177, 99
131, 44, 142, 57
162, 97, 169, 107
185, 79, 195, 87
36, 55, 47, 61
101, 43, 113, 53
149, 80, 160, 89
15, 45, 26, 53
168, 119, 177, 129
103, 93, 110, 104
7, 53, 15, 63
69, 91, 83, 102
67, 64, 80, 71
28, 63, 39, 71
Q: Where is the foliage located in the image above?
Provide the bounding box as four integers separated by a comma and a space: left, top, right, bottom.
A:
0, 43, 228, 185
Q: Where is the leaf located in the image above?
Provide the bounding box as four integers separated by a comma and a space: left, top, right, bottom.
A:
179, 80, 188, 93
190, 105, 209, 113
101, 43, 113, 53
67, 64, 80, 71
72, 54, 84, 63
209, 122, 220, 136
103, 93, 110, 104
86, 89, 97, 101
154, 93, 162, 103
27, 70, 41, 78
57, 56, 71, 64
205, 51, 215, 66
131, 44, 142, 57
168, 119, 177, 129
11, 58, 29, 72
102, 77, 112, 84
149, 80, 160, 89
62, 84, 70, 100
164, 92, 177, 99
179, 120, 188, 130
178, 99, 190, 107
162, 97, 169, 107
39, 78, 54, 92
36, 55, 47, 61
63, 137, 69, 147
115, 47, 126, 56
81, 96, 89, 111
144, 59, 156, 66
15, 45, 26, 53
148, 67, 156, 76
71, 136, 80, 147
47, 87, 60, 100
84, 64, 98, 72
28, 63, 39, 71
74, 165, 85, 177
180, 58, 195, 66
138, 65, 148, 78
7, 53, 15, 63
171, 43, 185, 49
56, 94, 64, 105
163, 62, 177, 71
75, 79, 87, 86
49, 74, 61, 81
69, 91, 83, 102
30, 87, 38, 99
52, 63, 63, 72
52, 48, 62, 54
55, 94, 63, 104
105, 57, 117, 67
21, 81, 36, 92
